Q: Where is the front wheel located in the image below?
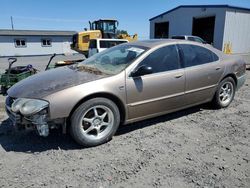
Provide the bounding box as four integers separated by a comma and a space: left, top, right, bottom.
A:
70, 98, 120, 147
212, 77, 236, 108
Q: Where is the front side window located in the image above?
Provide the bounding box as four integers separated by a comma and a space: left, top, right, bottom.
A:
78, 44, 148, 75
14, 39, 26, 48
179, 44, 218, 67
138, 45, 180, 74
41, 39, 51, 47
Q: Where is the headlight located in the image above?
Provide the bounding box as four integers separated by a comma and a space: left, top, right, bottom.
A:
11, 98, 30, 112
11, 98, 49, 116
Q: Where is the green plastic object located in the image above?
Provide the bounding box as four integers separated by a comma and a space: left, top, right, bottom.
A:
0, 70, 34, 88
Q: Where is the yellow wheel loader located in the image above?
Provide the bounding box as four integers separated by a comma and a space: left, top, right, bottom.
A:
71, 19, 138, 56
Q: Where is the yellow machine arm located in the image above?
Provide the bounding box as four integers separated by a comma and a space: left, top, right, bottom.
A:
117, 33, 138, 42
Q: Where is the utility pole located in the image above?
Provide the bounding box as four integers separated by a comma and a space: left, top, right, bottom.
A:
11, 16, 14, 30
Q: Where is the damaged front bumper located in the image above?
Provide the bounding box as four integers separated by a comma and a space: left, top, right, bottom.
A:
5, 96, 54, 137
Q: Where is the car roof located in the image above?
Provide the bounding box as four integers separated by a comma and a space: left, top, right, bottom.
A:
172, 35, 201, 38
129, 39, 180, 48
128, 39, 222, 54
91, 38, 128, 42
129, 39, 209, 48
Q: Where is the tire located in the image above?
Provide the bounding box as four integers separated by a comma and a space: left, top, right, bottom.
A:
212, 77, 236, 108
70, 98, 120, 147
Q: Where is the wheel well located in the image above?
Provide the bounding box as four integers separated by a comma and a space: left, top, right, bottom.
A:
67, 93, 126, 126
221, 74, 237, 86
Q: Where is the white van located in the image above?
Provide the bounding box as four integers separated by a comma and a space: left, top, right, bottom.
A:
88, 38, 128, 57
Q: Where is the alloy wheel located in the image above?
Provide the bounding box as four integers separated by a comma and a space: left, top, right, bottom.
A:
80, 105, 114, 140
219, 81, 234, 106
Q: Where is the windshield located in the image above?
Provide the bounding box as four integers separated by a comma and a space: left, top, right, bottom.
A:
103, 21, 116, 33
78, 44, 148, 75
93, 21, 116, 33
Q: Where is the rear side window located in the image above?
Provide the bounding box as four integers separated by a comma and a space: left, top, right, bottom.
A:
179, 44, 218, 67
100, 40, 127, 48
139, 45, 180, 73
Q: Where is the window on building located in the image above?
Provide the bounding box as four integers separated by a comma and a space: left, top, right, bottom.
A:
41, 39, 52, 47
154, 22, 169, 39
14, 39, 26, 48
139, 45, 180, 74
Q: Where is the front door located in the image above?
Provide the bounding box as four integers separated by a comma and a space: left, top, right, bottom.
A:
126, 45, 185, 121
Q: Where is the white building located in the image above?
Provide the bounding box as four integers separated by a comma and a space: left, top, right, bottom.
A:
0, 29, 77, 57
149, 5, 250, 54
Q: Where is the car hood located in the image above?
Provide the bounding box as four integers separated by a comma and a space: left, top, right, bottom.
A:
8, 65, 108, 99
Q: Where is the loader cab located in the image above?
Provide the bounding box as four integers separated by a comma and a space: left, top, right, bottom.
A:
90, 19, 118, 39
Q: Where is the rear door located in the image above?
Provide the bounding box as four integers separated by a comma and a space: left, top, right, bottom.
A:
126, 45, 186, 120
178, 44, 224, 105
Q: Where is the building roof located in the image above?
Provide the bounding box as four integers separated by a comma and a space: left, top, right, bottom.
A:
149, 4, 250, 21
0, 29, 77, 36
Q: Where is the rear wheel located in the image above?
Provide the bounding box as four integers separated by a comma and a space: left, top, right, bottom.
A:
70, 98, 120, 147
212, 77, 236, 108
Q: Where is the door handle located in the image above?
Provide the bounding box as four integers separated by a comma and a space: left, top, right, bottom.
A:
174, 74, 183, 78
215, 67, 221, 70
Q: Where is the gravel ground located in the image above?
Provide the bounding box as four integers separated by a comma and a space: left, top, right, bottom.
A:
0, 71, 249, 188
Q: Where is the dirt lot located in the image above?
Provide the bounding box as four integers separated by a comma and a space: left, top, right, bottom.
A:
0, 72, 249, 188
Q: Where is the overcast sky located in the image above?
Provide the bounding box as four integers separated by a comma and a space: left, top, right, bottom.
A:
1, 0, 250, 39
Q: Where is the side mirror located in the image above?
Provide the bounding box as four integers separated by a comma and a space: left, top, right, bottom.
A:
130, 65, 153, 77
